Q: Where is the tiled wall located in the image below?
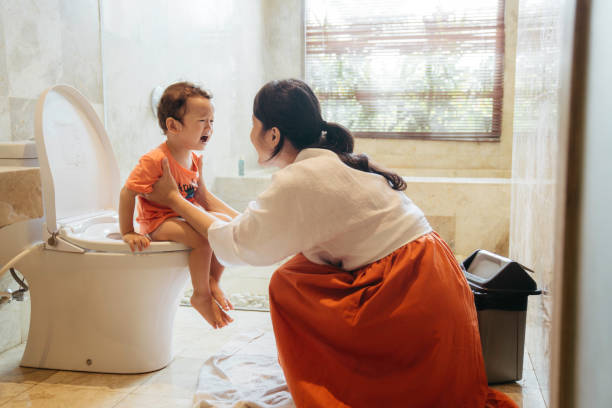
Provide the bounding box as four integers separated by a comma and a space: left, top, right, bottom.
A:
0, 0, 104, 141
509, 0, 564, 404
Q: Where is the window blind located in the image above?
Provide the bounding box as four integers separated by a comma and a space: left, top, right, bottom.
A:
305, 0, 505, 141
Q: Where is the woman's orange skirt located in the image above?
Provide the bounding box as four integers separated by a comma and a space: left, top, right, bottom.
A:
269, 232, 517, 408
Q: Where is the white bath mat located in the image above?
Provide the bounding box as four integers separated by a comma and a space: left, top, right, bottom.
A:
193, 330, 295, 408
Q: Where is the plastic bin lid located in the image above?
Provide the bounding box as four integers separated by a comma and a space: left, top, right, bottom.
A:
462, 249, 541, 295
34, 85, 120, 234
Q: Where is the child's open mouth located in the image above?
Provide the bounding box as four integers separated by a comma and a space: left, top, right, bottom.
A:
200, 135, 209, 142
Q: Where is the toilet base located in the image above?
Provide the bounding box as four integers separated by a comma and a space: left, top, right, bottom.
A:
17, 246, 189, 373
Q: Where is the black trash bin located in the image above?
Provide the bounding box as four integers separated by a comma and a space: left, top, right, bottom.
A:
461, 249, 541, 384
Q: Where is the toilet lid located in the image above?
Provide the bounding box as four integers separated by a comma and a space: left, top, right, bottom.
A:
35, 85, 120, 234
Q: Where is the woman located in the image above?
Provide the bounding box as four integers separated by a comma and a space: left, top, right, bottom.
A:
147, 79, 517, 408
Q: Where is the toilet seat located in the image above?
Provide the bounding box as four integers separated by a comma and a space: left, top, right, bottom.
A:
35, 85, 188, 254
57, 210, 187, 254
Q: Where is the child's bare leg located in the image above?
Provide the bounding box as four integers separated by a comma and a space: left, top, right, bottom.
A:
150, 218, 233, 328
209, 254, 233, 310
207, 212, 234, 310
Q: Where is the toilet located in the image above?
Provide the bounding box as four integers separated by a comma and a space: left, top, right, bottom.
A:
13, 85, 190, 374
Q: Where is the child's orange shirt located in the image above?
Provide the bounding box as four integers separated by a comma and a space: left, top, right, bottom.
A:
125, 143, 199, 235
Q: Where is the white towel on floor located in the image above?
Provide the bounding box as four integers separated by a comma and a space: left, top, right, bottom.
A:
193, 330, 295, 408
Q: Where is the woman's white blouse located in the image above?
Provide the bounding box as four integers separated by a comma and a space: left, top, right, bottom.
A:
208, 148, 432, 271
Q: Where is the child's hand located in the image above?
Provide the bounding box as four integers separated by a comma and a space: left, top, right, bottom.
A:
122, 232, 151, 252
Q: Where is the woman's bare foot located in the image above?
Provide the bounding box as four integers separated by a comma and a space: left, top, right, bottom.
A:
210, 279, 233, 311
191, 292, 233, 329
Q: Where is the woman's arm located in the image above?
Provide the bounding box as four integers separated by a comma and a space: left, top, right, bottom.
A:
145, 158, 223, 239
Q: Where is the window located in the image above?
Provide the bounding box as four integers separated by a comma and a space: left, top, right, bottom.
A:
305, 0, 505, 141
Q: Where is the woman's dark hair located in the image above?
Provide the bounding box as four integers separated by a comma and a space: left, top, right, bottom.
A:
253, 79, 406, 191
157, 82, 212, 133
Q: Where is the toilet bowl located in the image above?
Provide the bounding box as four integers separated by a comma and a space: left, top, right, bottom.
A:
13, 85, 190, 373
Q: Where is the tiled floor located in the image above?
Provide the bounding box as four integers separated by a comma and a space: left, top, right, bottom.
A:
0, 306, 547, 407
490, 354, 549, 407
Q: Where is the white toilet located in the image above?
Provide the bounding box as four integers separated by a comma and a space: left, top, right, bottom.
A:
13, 85, 190, 374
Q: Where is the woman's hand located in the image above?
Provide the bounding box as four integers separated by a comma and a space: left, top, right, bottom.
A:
144, 157, 182, 208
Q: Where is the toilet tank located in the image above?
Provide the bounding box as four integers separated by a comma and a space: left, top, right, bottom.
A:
0, 141, 39, 167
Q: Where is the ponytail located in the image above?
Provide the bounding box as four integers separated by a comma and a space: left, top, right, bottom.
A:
253, 79, 406, 191
317, 121, 406, 191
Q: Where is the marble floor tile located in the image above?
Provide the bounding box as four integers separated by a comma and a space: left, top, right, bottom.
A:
0, 344, 57, 384
2, 383, 126, 408
111, 393, 193, 408
173, 309, 273, 360
490, 368, 547, 408
173, 305, 219, 330
504, 387, 548, 408
491, 370, 540, 393
0, 382, 35, 404
130, 357, 206, 399
40, 370, 154, 393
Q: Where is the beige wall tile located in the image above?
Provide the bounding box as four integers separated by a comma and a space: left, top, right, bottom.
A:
0, 97, 10, 141
58, 0, 103, 104
0, 10, 7, 98
3, 0, 63, 100
263, 0, 304, 81
8, 98, 36, 141
0, 167, 43, 227
509, 0, 563, 394
405, 179, 511, 257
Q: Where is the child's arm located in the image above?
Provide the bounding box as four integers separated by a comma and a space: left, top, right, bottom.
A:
195, 183, 240, 219
194, 155, 240, 219
119, 186, 151, 252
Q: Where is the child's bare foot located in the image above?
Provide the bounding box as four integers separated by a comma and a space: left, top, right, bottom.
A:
210, 279, 233, 311
191, 293, 233, 329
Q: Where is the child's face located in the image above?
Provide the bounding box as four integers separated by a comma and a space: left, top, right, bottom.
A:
172, 96, 214, 151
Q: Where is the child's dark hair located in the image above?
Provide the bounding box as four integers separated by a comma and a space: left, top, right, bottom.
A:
253, 79, 406, 191
157, 82, 212, 133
